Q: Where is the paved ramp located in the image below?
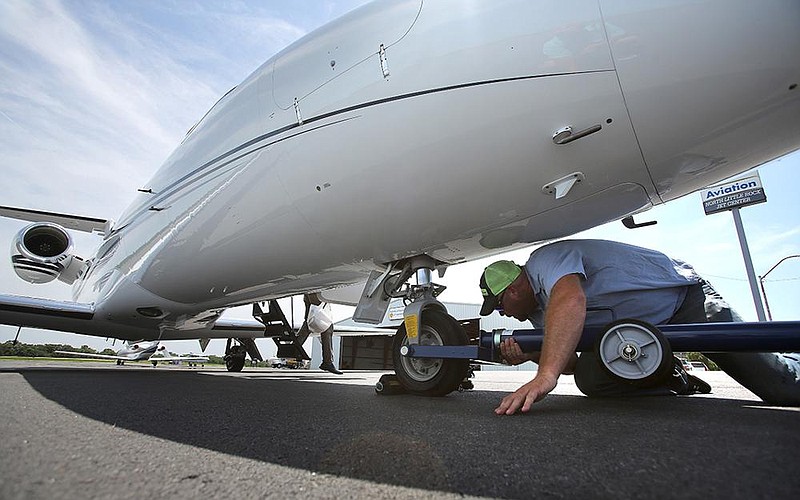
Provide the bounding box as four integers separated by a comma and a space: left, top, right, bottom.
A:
1, 361, 797, 499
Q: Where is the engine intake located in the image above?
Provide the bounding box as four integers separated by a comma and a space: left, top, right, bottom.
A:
11, 223, 87, 284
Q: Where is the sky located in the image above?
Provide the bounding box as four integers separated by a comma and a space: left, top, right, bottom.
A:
1, 1, 798, 357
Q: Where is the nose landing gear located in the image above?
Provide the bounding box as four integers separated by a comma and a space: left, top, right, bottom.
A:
392, 309, 470, 396
373, 255, 470, 396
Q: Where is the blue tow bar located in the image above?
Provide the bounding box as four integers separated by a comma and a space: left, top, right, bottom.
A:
402, 321, 800, 362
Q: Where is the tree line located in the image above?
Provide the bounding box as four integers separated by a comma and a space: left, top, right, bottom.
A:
0, 341, 117, 358
0, 341, 226, 364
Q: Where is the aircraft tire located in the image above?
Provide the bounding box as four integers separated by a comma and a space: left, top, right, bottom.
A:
392, 309, 470, 397
595, 319, 672, 387
225, 346, 246, 372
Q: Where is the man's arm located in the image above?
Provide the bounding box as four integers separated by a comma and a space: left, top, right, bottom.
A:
495, 274, 586, 415
536, 274, 586, 381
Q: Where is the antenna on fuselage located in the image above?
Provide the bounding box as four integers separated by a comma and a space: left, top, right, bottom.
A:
621, 215, 657, 229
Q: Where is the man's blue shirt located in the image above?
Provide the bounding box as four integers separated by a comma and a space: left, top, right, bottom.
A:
524, 240, 698, 327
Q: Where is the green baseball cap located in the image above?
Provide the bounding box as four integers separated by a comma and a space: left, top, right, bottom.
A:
479, 260, 522, 316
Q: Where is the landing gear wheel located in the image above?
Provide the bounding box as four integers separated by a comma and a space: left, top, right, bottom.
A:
392, 309, 470, 396
225, 345, 246, 372
595, 319, 672, 387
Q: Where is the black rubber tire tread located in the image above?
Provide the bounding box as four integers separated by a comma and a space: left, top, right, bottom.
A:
391, 309, 470, 396
225, 346, 246, 372
594, 318, 673, 387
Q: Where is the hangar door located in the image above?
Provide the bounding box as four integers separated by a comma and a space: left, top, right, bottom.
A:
339, 336, 395, 371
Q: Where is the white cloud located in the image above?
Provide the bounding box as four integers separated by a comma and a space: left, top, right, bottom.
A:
0, 0, 371, 353
1, 1, 177, 149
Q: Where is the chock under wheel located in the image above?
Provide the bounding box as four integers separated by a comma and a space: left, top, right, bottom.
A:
375, 374, 407, 395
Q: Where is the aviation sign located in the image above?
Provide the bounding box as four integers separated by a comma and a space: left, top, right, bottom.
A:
700, 172, 767, 215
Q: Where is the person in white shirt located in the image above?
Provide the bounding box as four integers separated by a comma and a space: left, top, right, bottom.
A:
302, 293, 342, 374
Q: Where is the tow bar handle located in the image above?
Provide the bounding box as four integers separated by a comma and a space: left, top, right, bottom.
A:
405, 321, 800, 362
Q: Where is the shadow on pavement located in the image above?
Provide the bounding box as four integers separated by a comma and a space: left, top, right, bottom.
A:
16, 368, 800, 499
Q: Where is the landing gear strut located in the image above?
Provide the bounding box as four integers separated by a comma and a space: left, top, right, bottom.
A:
385, 255, 469, 396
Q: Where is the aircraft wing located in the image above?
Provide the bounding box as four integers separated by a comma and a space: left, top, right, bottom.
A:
0, 294, 95, 325
0, 205, 111, 236
150, 355, 210, 362
0, 294, 267, 340
210, 317, 265, 336
53, 350, 129, 361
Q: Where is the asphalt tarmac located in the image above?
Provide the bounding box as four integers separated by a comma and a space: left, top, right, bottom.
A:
1, 360, 798, 499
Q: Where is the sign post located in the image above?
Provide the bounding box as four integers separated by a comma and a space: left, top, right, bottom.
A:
700, 172, 767, 321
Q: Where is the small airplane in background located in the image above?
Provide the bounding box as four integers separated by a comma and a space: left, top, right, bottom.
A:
55, 341, 209, 367
1, 1, 799, 396
149, 351, 210, 368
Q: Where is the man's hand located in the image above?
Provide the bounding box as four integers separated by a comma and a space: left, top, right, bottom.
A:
494, 274, 585, 414
499, 338, 533, 365
494, 373, 558, 415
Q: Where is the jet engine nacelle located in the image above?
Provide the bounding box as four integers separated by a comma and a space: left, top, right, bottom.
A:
11, 223, 87, 285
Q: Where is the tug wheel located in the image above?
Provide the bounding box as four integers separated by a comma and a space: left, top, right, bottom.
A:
392, 309, 469, 396
595, 319, 672, 387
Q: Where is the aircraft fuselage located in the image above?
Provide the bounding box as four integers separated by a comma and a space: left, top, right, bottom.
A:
65, 0, 799, 334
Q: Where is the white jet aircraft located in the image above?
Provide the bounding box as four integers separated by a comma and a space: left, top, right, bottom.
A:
55, 341, 209, 367
1, 1, 799, 394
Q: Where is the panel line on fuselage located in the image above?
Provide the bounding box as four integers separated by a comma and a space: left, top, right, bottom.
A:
115, 69, 612, 239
